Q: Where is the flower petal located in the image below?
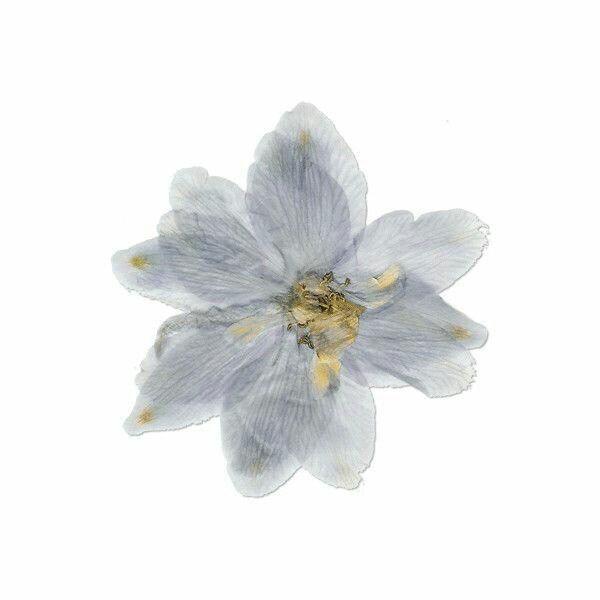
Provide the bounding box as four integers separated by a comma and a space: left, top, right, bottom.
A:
343, 349, 409, 389
342, 263, 406, 309
221, 331, 303, 496
158, 209, 286, 306
346, 301, 476, 396
222, 331, 346, 496
113, 209, 287, 310
264, 102, 367, 239
247, 130, 353, 276
222, 330, 376, 495
124, 305, 283, 435
113, 164, 288, 310
169, 165, 208, 205
220, 419, 301, 497
341, 209, 488, 293
112, 238, 211, 311
169, 166, 253, 229
302, 374, 375, 489
403, 291, 488, 350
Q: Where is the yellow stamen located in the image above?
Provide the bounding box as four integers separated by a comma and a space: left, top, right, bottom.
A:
288, 273, 364, 393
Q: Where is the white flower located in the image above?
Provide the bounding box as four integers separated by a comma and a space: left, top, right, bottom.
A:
112, 103, 488, 496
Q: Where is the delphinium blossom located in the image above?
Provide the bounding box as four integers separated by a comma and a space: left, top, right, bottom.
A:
112, 103, 488, 496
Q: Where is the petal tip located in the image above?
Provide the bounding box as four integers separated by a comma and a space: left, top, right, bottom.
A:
123, 416, 144, 436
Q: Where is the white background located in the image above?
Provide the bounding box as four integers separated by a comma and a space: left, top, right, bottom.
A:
1, 1, 598, 598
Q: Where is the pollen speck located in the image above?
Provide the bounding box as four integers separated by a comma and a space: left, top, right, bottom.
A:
137, 407, 154, 425
450, 326, 471, 340
129, 255, 150, 270
298, 130, 311, 146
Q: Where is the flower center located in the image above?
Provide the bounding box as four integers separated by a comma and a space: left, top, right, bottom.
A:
287, 272, 365, 390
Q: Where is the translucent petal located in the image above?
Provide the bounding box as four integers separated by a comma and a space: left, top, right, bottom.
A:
341, 209, 488, 293
343, 348, 409, 389
220, 417, 301, 497
112, 238, 211, 311
221, 331, 304, 495
341, 263, 406, 310
263, 102, 367, 239
222, 330, 377, 495
124, 305, 283, 435
346, 302, 476, 397
153, 303, 280, 356
113, 207, 287, 310
247, 131, 353, 277
113, 163, 288, 309
302, 374, 375, 489
169, 166, 208, 206
158, 210, 286, 306
169, 166, 253, 229
403, 291, 488, 350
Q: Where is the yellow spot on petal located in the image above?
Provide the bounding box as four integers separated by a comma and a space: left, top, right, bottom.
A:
313, 352, 341, 393
298, 129, 311, 146
313, 361, 332, 393
250, 458, 266, 476
227, 317, 270, 344
137, 407, 154, 425
450, 326, 471, 340
129, 255, 151, 270
372, 264, 401, 289
317, 352, 341, 376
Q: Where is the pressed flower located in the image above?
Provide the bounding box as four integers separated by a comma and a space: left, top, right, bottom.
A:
112, 103, 488, 496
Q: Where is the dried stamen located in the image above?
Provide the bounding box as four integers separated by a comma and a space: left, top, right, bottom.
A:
287, 272, 365, 391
